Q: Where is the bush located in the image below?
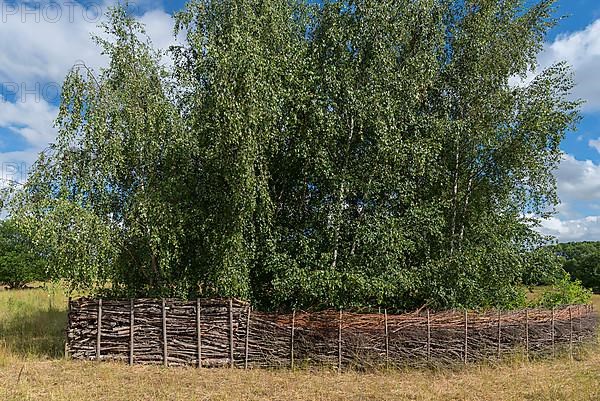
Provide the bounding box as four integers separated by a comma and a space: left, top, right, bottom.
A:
0, 220, 46, 289
532, 277, 592, 308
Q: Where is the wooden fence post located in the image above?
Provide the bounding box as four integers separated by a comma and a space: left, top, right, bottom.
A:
551, 307, 555, 358
229, 299, 234, 368
463, 309, 468, 365
525, 308, 530, 361
162, 299, 168, 367
426, 309, 431, 362
197, 299, 202, 368
96, 299, 102, 361
290, 309, 296, 370
384, 309, 389, 369
65, 297, 72, 360
578, 305, 582, 342
244, 307, 251, 370
569, 306, 573, 361
129, 299, 134, 366
497, 310, 502, 360
338, 309, 343, 373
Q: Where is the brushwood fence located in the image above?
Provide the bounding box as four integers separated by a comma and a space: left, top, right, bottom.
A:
66, 298, 597, 370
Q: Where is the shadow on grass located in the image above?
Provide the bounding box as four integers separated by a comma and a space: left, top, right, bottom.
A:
0, 306, 67, 359
0, 285, 46, 291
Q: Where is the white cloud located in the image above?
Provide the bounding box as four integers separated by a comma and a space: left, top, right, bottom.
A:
0, 1, 106, 84
0, 1, 176, 85
140, 9, 179, 56
555, 154, 600, 204
530, 19, 600, 241
535, 19, 600, 112
0, 148, 41, 189
0, 95, 58, 148
539, 216, 600, 242
0, 0, 176, 182
590, 138, 600, 154
537, 154, 600, 242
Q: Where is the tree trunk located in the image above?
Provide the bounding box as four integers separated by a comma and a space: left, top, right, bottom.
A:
331, 116, 355, 269
449, 136, 461, 256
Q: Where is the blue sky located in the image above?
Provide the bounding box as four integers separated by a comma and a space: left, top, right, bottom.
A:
1, 0, 600, 242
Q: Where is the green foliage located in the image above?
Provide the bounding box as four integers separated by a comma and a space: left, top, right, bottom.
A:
0, 220, 47, 289
549, 242, 600, 293
8, 0, 581, 310
9, 7, 190, 297
532, 277, 592, 308
522, 245, 567, 287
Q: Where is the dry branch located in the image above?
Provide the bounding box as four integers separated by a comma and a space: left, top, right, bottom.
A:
67, 299, 598, 370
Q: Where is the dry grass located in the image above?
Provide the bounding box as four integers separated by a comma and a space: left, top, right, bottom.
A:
1, 287, 599, 401
0, 285, 67, 364
2, 353, 600, 400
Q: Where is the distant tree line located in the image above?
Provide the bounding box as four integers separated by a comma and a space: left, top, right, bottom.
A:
4, 1, 584, 310
549, 242, 600, 293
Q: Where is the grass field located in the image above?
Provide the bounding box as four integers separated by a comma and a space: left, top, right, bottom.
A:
1, 287, 599, 401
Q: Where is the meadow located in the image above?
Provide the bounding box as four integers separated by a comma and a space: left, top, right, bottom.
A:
1, 287, 599, 401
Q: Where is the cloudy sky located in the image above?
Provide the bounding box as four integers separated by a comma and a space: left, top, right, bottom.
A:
1, 0, 600, 242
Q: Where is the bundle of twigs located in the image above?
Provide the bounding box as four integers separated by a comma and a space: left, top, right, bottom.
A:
68, 298, 248, 367
66, 299, 597, 370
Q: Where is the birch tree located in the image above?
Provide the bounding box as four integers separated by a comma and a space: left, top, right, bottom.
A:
11, 0, 581, 309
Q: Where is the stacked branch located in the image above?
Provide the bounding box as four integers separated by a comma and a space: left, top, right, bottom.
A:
67, 299, 598, 370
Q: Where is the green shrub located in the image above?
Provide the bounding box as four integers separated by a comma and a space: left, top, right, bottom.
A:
0, 220, 46, 289
532, 277, 592, 308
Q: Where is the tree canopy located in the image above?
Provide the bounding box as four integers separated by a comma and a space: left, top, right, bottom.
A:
550, 242, 600, 293
8, 0, 581, 310
0, 219, 47, 289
